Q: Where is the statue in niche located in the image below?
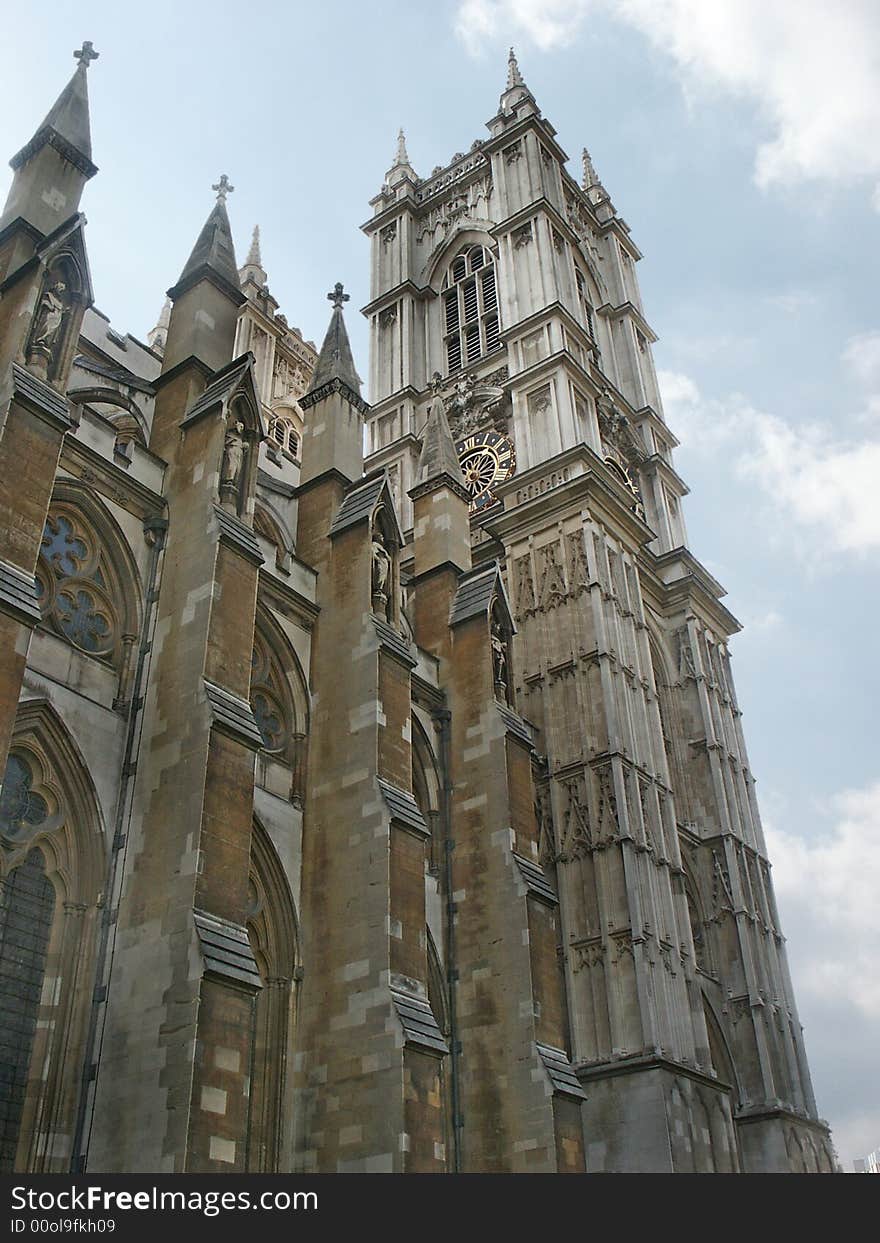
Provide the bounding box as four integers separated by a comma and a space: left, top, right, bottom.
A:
371, 518, 393, 619
222, 421, 246, 488
33, 281, 67, 349
28, 279, 69, 376
491, 615, 509, 694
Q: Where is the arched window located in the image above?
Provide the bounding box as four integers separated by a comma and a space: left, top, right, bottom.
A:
246, 820, 299, 1172
35, 500, 138, 672
268, 416, 299, 459
0, 704, 104, 1172
575, 268, 600, 361
0, 846, 54, 1173
250, 633, 293, 756
442, 245, 500, 374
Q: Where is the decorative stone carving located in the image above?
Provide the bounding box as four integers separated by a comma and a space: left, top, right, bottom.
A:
380, 222, 397, 247
565, 530, 589, 593
676, 626, 697, 680
491, 615, 508, 691
536, 541, 566, 610
414, 173, 492, 245
220, 420, 247, 512
371, 527, 392, 607
513, 554, 535, 618
559, 773, 592, 859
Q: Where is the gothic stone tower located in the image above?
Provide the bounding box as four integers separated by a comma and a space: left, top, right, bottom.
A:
362, 51, 834, 1173
0, 44, 834, 1175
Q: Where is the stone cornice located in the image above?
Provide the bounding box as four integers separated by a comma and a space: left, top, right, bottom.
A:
59, 435, 166, 521
486, 444, 655, 549
360, 280, 433, 316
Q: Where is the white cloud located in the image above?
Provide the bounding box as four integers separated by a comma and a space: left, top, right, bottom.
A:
765, 290, 819, 316
843, 331, 880, 387
766, 782, 880, 1021
658, 368, 880, 555
454, 0, 590, 54
453, 0, 880, 205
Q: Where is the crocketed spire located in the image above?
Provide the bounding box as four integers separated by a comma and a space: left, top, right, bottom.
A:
415, 384, 468, 495
305, 282, 362, 398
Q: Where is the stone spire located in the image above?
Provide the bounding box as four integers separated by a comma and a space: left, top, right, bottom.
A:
582, 147, 599, 191
169, 178, 241, 301
0, 40, 99, 237
499, 45, 533, 113
239, 224, 267, 289
245, 224, 261, 268
304, 282, 362, 398
386, 127, 418, 188
299, 282, 368, 490
148, 296, 171, 355
160, 181, 245, 375
580, 146, 613, 215
414, 381, 468, 496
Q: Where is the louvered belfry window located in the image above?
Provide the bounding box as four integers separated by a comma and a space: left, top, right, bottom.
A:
442, 245, 500, 375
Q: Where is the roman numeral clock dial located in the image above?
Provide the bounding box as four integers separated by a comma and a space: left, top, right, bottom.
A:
456, 430, 516, 512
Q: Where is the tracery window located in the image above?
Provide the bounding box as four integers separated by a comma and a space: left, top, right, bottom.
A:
0, 847, 54, 1173
250, 634, 293, 755
35, 509, 121, 664
575, 268, 600, 360
268, 415, 299, 459
442, 245, 500, 375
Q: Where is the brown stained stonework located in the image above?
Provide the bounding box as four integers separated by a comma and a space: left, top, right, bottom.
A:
412, 566, 458, 665
0, 620, 29, 776
378, 652, 412, 791
0, 402, 67, 572
403, 1050, 447, 1172
186, 978, 255, 1173
196, 731, 256, 920
553, 1097, 587, 1173
506, 733, 537, 850
527, 899, 566, 1049
389, 824, 428, 986
205, 544, 259, 698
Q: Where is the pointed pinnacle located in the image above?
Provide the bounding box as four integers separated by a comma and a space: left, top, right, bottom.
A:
507, 47, 524, 89
394, 128, 410, 167
582, 147, 598, 191
246, 224, 262, 267
416, 391, 467, 492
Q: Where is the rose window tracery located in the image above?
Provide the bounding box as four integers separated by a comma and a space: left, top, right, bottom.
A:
36, 510, 120, 663
0, 754, 49, 844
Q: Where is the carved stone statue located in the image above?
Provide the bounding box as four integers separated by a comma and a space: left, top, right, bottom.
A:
33, 281, 67, 350
491, 616, 508, 689
371, 529, 392, 599
222, 421, 246, 487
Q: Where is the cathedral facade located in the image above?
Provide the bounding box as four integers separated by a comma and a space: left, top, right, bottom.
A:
0, 45, 835, 1174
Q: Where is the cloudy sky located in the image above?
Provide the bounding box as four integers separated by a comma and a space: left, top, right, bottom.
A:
2, 1, 878, 1171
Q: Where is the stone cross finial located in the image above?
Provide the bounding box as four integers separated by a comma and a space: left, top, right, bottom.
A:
327, 282, 349, 310
212, 174, 234, 203
74, 41, 99, 69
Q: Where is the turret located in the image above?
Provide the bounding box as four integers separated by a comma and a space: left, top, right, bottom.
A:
298, 282, 367, 489
161, 175, 245, 378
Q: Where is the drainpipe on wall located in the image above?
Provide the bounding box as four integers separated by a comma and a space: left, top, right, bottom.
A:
433, 706, 463, 1173
70, 510, 168, 1172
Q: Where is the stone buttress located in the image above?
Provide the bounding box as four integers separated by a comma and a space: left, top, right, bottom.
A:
88, 186, 268, 1172
409, 393, 586, 1172
293, 290, 448, 1172
0, 48, 97, 779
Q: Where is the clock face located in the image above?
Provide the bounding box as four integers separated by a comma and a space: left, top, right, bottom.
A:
456, 430, 516, 512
